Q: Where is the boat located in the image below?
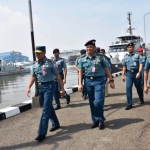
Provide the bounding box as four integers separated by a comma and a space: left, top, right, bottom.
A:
0, 60, 30, 76
68, 54, 80, 65
106, 12, 145, 73
14, 61, 32, 67
59, 50, 80, 65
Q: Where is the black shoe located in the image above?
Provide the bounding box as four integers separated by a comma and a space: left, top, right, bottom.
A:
125, 105, 132, 110
84, 95, 88, 100
50, 126, 60, 132
99, 121, 104, 130
91, 122, 99, 129
55, 106, 61, 110
66, 95, 70, 104
140, 100, 144, 104
35, 135, 45, 141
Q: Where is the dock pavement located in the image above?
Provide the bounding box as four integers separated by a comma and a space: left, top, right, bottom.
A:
0, 76, 150, 150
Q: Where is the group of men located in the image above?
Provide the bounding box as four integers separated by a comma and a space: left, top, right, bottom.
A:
26, 39, 150, 142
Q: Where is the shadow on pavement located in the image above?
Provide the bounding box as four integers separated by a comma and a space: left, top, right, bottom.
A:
108, 93, 126, 97
67, 102, 89, 108
104, 103, 125, 111
0, 123, 91, 150
105, 99, 150, 111
105, 118, 144, 130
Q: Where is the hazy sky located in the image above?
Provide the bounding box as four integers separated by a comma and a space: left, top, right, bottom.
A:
0, 0, 150, 60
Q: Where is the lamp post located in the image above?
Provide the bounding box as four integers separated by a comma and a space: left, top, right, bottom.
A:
28, 0, 39, 102
144, 12, 150, 44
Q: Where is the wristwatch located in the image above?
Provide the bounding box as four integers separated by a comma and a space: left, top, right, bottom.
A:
109, 79, 114, 83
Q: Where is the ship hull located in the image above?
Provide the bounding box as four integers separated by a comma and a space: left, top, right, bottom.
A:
0, 69, 30, 76
111, 63, 123, 74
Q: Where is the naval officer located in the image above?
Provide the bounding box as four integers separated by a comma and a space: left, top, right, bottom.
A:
99, 48, 112, 97
137, 47, 147, 87
74, 49, 88, 99
26, 46, 65, 141
53, 48, 70, 110
122, 42, 144, 110
144, 55, 150, 94
78, 39, 115, 129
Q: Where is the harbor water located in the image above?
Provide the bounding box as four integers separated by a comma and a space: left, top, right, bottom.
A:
0, 66, 78, 109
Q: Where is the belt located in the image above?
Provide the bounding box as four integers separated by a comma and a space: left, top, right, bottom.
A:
86, 76, 102, 80
127, 70, 138, 73
38, 81, 52, 85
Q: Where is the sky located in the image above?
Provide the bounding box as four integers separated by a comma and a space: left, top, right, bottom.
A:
0, 0, 150, 60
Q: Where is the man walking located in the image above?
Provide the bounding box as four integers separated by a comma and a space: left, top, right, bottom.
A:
26, 46, 65, 141
122, 42, 144, 110
78, 39, 115, 130
53, 48, 70, 110
74, 49, 88, 99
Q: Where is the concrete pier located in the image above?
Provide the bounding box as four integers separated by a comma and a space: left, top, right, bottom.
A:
0, 76, 150, 150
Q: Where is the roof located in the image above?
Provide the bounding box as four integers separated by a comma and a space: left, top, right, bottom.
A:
0, 51, 28, 60
117, 35, 141, 40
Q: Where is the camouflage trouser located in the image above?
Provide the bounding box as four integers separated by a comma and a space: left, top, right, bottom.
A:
105, 82, 108, 97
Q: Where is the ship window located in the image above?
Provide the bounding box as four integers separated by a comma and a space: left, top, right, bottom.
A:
117, 49, 120, 52
121, 49, 124, 51
113, 49, 116, 52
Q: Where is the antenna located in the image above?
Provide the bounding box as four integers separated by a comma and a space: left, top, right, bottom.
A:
127, 12, 132, 35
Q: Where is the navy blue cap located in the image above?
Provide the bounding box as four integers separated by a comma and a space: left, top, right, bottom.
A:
100, 49, 105, 53
53, 48, 60, 54
127, 42, 134, 48
95, 47, 100, 53
35, 46, 46, 53
80, 49, 86, 54
84, 39, 96, 47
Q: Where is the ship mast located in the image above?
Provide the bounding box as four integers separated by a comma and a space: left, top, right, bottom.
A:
127, 12, 132, 35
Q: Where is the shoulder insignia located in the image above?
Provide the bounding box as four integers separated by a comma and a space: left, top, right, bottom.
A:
124, 55, 128, 59
48, 59, 54, 63
81, 54, 87, 58
134, 54, 139, 59
103, 56, 106, 61
48, 59, 57, 66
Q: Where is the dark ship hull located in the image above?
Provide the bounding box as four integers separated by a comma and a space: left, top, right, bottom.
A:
111, 63, 122, 73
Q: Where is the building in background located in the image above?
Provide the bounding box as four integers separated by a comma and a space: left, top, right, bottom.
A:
0, 51, 29, 63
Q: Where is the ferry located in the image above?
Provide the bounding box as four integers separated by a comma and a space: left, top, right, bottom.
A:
107, 12, 145, 73
0, 60, 30, 76
59, 50, 80, 65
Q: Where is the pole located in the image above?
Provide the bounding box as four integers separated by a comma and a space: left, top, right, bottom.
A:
144, 12, 150, 44
127, 12, 132, 35
28, 0, 39, 97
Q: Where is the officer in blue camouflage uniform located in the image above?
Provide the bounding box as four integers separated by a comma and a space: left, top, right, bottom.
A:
144, 55, 150, 93
78, 40, 115, 130
53, 48, 70, 110
99, 48, 112, 97
122, 42, 144, 110
99, 49, 112, 73
74, 49, 88, 99
137, 48, 147, 87
26, 46, 65, 141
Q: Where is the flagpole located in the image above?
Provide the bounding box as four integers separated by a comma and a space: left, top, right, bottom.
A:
28, 0, 39, 97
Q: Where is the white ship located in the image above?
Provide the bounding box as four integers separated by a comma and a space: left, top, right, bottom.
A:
59, 50, 80, 65
107, 12, 145, 73
0, 60, 30, 76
